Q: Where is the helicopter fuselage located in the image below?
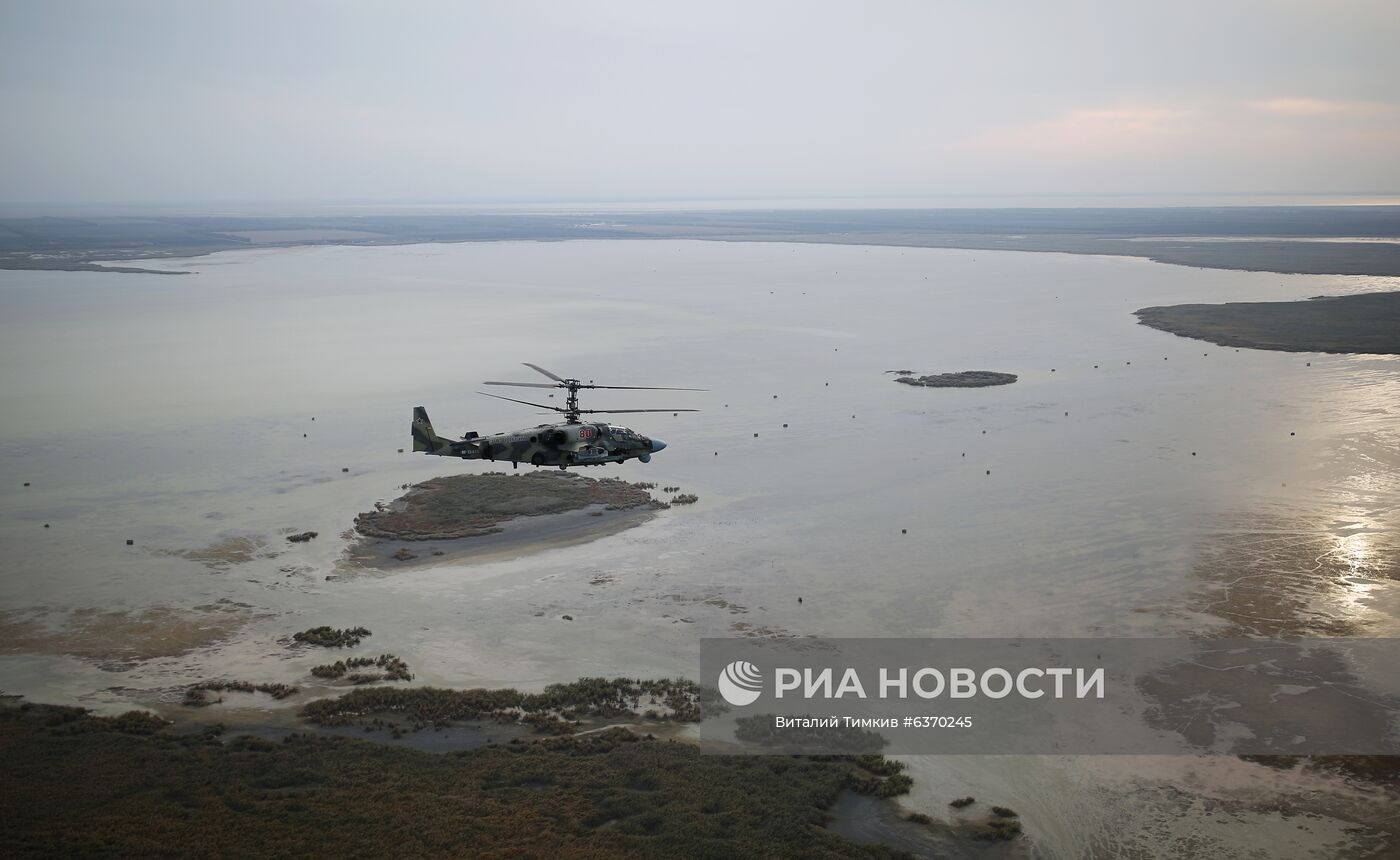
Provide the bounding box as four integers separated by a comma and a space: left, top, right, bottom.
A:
413, 408, 665, 468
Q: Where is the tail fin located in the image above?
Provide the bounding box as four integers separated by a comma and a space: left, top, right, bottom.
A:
412, 406, 452, 454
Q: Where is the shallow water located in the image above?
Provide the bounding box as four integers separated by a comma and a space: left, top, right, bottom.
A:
2, 239, 1398, 857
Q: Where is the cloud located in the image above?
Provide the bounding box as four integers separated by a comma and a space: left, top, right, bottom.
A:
967, 105, 1196, 157
1062, 108, 1194, 127
1249, 98, 1397, 117
940, 95, 1400, 193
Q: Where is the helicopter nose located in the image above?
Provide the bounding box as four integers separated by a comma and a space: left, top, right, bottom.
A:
649, 437, 667, 453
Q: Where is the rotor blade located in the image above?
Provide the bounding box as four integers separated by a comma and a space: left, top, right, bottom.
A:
483, 381, 560, 388
478, 391, 564, 411
581, 385, 708, 391
578, 408, 700, 414
522, 362, 565, 382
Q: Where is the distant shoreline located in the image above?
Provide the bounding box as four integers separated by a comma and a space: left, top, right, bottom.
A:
5, 205, 1400, 277
2, 259, 193, 274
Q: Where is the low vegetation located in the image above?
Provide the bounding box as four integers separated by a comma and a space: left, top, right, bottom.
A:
1, 701, 917, 859
301, 677, 711, 733
310, 654, 413, 683
32, 704, 169, 735
293, 625, 371, 648
733, 715, 888, 755
970, 818, 1023, 842
183, 680, 299, 706
833, 756, 914, 797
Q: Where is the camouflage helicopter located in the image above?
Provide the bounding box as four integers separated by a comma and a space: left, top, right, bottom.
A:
412, 363, 702, 469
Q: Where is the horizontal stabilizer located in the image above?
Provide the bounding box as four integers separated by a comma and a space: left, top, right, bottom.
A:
412, 406, 455, 454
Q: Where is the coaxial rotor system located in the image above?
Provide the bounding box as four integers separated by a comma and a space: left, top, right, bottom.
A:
481, 362, 705, 424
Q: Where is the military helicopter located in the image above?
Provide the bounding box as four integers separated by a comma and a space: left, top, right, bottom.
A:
412, 363, 703, 469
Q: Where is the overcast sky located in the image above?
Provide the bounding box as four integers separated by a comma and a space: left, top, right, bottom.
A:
2, 0, 1397, 206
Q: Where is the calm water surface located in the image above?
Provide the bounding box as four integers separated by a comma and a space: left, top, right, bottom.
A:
2, 240, 1397, 858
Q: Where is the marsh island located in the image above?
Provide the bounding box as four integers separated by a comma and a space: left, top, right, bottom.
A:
347, 472, 667, 567
1134, 291, 1400, 354
893, 370, 1018, 388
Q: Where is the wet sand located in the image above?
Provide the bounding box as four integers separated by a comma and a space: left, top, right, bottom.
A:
0, 600, 257, 664
344, 504, 658, 570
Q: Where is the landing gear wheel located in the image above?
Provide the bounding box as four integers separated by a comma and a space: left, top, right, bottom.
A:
530, 453, 544, 467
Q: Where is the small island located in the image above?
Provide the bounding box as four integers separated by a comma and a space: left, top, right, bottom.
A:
347, 471, 667, 568
1134, 291, 1400, 354
892, 370, 1018, 388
